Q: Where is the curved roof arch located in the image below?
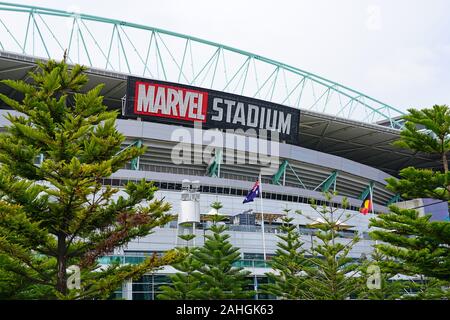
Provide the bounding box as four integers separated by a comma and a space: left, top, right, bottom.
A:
0, 2, 404, 128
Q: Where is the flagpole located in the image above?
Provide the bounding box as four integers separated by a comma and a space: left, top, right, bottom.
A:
259, 173, 267, 261
370, 182, 374, 216
370, 182, 378, 246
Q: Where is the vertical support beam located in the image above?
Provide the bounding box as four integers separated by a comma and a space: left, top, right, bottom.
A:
313, 171, 338, 192
154, 31, 167, 80
386, 193, 401, 206
31, 12, 50, 58
359, 181, 374, 200
130, 139, 142, 170
116, 25, 131, 74
67, 17, 76, 60
240, 56, 250, 95
122, 279, 133, 300
105, 24, 116, 70
269, 66, 280, 102
23, 12, 32, 53
211, 47, 221, 88
76, 20, 92, 66
206, 148, 222, 178
178, 38, 189, 82
143, 31, 155, 77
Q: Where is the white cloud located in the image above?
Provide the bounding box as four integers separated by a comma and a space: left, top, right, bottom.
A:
368, 61, 435, 88
367, 46, 437, 88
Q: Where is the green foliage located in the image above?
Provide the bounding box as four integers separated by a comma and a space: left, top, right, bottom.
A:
393, 105, 450, 159
370, 206, 450, 281
369, 104, 450, 298
0, 253, 54, 299
158, 202, 254, 300
192, 216, 254, 299
299, 193, 362, 300
358, 250, 415, 300
0, 59, 176, 299
157, 247, 203, 300
178, 234, 196, 242
263, 209, 310, 299
386, 168, 450, 201
266, 193, 362, 300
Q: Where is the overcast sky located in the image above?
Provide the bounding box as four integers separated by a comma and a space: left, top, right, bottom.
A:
8, 0, 450, 112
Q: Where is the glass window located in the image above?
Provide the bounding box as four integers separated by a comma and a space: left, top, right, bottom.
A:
132, 292, 153, 300
154, 275, 171, 283
244, 253, 264, 260
132, 283, 151, 292
109, 289, 123, 300
125, 256, 145, 264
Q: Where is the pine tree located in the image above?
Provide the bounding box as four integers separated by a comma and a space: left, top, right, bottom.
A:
158, 202, 255, 300
298, 193, 362, 300
358, 249, 414, 300
370, 105, 450, 288
157, 234, 203, 300
394, 105, 450, 173
0, 253, 54, 299
370, 206, 450, 281
263, 209, 310, 299
0, 59, 178, 299
192, 201, 254, 299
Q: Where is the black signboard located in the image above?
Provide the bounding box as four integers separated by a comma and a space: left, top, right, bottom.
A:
125, 76, 300, 145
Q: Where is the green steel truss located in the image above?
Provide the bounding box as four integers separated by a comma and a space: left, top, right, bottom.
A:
0, 2, 405, 128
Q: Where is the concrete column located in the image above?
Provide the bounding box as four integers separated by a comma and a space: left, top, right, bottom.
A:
122, 279, 133, 300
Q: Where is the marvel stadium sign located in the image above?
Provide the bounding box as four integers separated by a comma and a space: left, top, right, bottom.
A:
132, 80, 208, 122
125, 77, 300, 144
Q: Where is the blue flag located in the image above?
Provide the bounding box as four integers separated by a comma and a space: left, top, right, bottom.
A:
243, 180, 260, 204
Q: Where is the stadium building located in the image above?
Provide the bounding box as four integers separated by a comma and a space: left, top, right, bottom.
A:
0, 3, 446, 299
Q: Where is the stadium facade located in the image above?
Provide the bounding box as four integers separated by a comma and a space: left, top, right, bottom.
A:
0, 3, 446, 300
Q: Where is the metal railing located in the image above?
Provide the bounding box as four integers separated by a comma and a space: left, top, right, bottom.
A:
0, 2, 405, 127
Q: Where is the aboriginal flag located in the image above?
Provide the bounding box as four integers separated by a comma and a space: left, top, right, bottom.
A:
359, 192, 372, 215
